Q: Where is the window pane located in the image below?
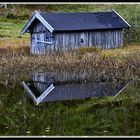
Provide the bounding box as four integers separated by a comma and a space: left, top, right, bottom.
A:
46, 33, 53, 42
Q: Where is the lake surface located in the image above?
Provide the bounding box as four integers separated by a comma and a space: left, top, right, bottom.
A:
0, 79, 140, 136
26, 72, 128, 103
27, 81, 127, 103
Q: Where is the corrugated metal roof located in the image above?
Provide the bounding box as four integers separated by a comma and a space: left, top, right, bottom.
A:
40, 11, 130, 31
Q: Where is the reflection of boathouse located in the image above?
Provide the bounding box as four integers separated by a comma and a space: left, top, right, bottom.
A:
22, 72, 128, 105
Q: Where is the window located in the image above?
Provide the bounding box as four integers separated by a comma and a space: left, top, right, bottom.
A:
81, 38, 84, 43
37, 34, 40, 40
46, 33, 53, 42
34, 33, 54, 45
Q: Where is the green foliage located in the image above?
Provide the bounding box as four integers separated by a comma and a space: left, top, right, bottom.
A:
4, 12, 16, 19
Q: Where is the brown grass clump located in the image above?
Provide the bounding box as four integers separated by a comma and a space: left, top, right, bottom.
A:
77, 46, 99, 55
0, 44, 140, 83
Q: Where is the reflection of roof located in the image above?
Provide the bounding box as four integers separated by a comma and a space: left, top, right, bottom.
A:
40, 11, 130, 31
21, 10, 131, 34
43, 82, 127, 102
22, 80, 127, 105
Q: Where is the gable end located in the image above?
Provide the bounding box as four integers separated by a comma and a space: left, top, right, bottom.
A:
21, 11, 54, 34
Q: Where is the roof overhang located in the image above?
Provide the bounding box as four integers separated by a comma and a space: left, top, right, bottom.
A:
112, 9, 131, 28
20, 11, 54, 34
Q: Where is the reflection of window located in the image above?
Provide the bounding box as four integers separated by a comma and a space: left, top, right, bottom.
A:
81, 38, 84, 43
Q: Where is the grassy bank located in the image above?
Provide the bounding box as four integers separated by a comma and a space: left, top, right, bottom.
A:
0, 45, 140, 84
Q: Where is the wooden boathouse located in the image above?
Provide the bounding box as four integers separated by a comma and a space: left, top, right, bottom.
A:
21, 10, 131, 54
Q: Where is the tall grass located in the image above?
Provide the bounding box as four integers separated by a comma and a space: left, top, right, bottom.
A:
0, 45, 140, 84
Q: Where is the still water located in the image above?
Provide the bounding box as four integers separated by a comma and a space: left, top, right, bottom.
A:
27, 81, 127, 103
0, 78, 140, 136
26, 72, 128, 103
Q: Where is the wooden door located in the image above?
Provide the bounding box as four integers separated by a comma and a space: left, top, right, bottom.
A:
31, 32, 54, 54
31, 33, 46, 54
44, 32, 54, 53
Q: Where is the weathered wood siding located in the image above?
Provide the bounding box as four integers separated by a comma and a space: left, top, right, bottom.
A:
30, 19, 48, 33
30, 19, 54, 54
29, 19, 123, 54
54, 29, 123, 52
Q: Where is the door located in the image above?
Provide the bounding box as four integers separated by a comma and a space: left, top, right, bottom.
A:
31, 32, 54, 54
44, 32, 54, 53
31, 33, 47, 54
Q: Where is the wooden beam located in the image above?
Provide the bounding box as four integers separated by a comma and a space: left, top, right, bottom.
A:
113, 80, 132, 99
36, 12, 54, 33
22, 81, 37, 104
36, 84, 55, 105
21, 11, 54, 34
22, 81, 55, 105
21, 12, 37, 34
112, 9, 131, 28
37, 40, 53, 45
